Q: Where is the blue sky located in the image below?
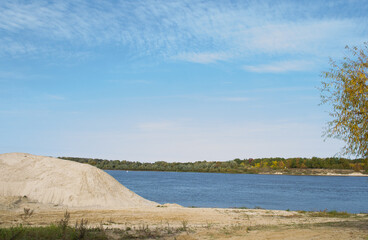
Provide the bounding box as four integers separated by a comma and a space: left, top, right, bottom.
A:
1, 0, 367, 161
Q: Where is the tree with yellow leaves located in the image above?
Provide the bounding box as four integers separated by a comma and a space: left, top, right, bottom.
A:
321, 43, 368, 158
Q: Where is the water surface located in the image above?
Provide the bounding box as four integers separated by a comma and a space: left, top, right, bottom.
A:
106, 170, 368, 213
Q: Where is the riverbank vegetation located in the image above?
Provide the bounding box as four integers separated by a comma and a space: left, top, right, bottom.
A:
0, 210, 189, 240
1, 207, 367, 240
59, 157, 368, 174
320, 43, 368, 159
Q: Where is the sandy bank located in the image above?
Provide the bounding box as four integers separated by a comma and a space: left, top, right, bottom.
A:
0, 153, 157, 209
0, 199, 367, 240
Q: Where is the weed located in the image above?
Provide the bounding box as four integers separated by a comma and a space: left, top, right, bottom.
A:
233, 206, 248, 209
107, 217, 115, 224
20, 208, 34, 223
179, 220, 188, 232
59, 210, 70, 240
2, 212, 192, 240
0, 224, 108, 240
230, 223, 243, 231
309, 210, 351, 218
166, 222, 172, 234
75, 218, 88, 239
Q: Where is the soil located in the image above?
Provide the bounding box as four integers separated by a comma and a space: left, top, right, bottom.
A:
1, 196, 367, 240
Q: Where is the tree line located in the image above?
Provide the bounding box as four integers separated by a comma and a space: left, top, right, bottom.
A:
59, 156, 368, 174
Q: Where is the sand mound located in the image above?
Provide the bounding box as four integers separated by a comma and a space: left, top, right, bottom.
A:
0, 153, 157, 209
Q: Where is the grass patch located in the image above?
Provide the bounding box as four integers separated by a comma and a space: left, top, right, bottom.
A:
232, 206, 248, 209
0, 223, 190, 240
296, 210, 353, 218
111, 224, 188, 239
0, 224, 108, 240
156, 205, 167, 208
0, 210, 192, 240
309, 210, 351, 218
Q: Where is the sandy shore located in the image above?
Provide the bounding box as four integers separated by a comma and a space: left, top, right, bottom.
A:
1, 153, 367, 239
1, 197, 367, 240
257, 168, 368, 177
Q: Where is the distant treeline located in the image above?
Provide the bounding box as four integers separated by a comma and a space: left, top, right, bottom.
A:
59, 157, 368, 174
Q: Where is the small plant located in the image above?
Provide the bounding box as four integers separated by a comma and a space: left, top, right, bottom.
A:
0, 226, 24, 239
166, 222, 172, 234
234, 206, 248, 209
180, 220, 188, 232
310, 210, 351, 218
20, 208, 34, 223
107, 217, 117, 224
75, 218, 88, 239
230, 223, 243, 231
205, 221, 213, 229
59, 210, 70, 240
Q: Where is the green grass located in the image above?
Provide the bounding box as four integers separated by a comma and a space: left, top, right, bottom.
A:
0, 223, 192, 240
296, 209, 353, 218
0, 209, 191, 240
0, 224, 108, 240
308, 210, 351, 218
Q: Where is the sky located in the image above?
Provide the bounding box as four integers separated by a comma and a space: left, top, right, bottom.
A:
1, 0, 368, 162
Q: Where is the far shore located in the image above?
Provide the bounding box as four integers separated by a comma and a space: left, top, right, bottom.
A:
257, 169, 368, 177
105, 168, 368, 177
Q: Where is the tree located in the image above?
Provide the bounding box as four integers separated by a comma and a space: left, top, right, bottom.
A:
321, 43, 368, 158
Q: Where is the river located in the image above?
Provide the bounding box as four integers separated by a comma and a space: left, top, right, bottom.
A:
106, 170, 368, 213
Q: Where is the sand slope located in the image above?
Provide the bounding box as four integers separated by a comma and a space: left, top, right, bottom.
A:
0, 153, 157, 208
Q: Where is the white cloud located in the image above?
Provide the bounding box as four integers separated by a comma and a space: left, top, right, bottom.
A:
0, 38, 37, 55
240, 19, 365, 55
0, 1, 366, 62
243, 60, 315, 73
174, 52, 230, 64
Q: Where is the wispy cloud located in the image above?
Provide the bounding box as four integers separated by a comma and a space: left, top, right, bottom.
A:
243, 60, 315, 73
107, 79, 152, 84
219, 97, 250, 102
0, 0, 366, 62
174, 52, 230, 63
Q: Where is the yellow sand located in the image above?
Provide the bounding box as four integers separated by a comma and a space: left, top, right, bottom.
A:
0, 153, 157, 209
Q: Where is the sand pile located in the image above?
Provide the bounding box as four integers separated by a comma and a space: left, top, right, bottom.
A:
0, 153, 157, 209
